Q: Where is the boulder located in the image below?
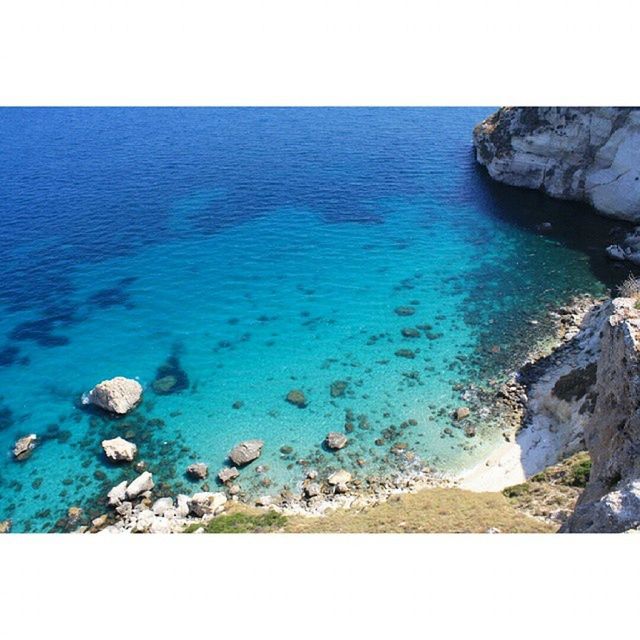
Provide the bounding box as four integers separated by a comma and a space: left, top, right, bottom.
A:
86, 376, 143, 415
229, 440, 264, 466
304, 482, 321, 498
125, 471, 154, 500
13, 434, 37, 460
330, 380, 348, 398
325, 432, 347, 450
152, 497, 174, 516
256, 495, 272, 507
454, 407, 470, 420
327, 469, 352, 485
606, 244, 626, 261
107, 480, 128, 506
186, 462, 209, 480
286, 389, 308, 408
0, 520, 11, 534
91, 514, 109, 530
102, 436, 137, 462
218, 467, 240, 484
188, 492, 227, 517
176, 494, 190, 518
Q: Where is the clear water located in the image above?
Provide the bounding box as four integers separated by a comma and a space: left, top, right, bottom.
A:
0, 108, 625, 532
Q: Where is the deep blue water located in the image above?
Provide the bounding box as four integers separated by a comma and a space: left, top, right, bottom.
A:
0, 108, 625, 532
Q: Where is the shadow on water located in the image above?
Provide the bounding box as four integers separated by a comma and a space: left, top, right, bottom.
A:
468, 156, 640, 291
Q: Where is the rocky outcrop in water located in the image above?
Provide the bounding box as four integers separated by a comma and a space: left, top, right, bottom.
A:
473, 107, 640, 221
229, 440, 264, 466
13, 434, 37, 460
102, 436, 137, 462
86, 376, 143, 414
564, 298, 640, 532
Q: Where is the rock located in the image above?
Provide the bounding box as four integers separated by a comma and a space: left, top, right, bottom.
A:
473, 107, 640, 221
152, 375, 177, 394
13, 434, 37, 460
67, 506, 83, 525
125, 471, 154, 500
535, 222, 553, 233
394, 349, 415, 359
229, 440, 264, 466
563, 298, 640, 532
304, 482, 321, 498
86, 376, 143, 414
334, 483, 349, 494
218, 467, 240, 484
188, 492, 227, 517
464, 425, 477, 438
256, 495, 272, 507
401, 327, 421, 338
228, 484, 240, 496
134, 461, 147, 473
285, 389, 308, 408
186, 462, 209, 480
101, 436, 137, 462
306, 469, 318, 480
107, 480, 128, 506
325, 432, 348, 450
91, 514, 109, 530
176, 494, 190, 518
330, 380, 348, 398
0, 520, 12, 533
606, 244, 626, 261
394, 306, 416, 316
327, 469, 352, 485
454, 407, 470, 420
568, 481, 640, 533
152, 497, 174, 516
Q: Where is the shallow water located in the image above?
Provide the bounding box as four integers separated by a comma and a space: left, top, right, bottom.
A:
0, 108, 626, 531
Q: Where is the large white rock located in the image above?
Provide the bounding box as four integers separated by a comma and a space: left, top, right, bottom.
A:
102, 436, 137, 462
125, 471, 154, 499
188, 492, 227, 517
86, 377, 143, 414
13, 434, 37, 460
107, 480, 128, 506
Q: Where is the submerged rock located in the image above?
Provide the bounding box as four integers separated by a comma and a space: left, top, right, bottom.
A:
86, 377, 143, 414
13, 434, 37, 461
394, 349, 416, 359
229, 440, 264, 466
330, 380, 348, 398
325, 432, 348, 450
286, 389, 308, 408
401, 327, 421, 338
394, 306, 416, 316
101, 436, 137, 462
152, 375, 178, 394
186, 462, 209, 480
454, 407, 470, 420
217, 467, 239, 484
125, 471, 154, 500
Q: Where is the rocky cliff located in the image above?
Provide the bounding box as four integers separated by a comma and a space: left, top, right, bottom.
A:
563, 297, 640, 532
473, 107, 640, 221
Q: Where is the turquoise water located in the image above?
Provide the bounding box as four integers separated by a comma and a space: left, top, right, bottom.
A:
0, 108, 622, 532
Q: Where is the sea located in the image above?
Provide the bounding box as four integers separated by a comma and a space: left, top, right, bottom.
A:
0, 107, 628, 531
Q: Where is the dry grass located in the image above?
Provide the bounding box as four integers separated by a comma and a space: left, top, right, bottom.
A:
283, 488, 554, 533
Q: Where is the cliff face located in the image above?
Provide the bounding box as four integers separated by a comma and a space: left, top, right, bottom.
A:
564, 298, 640, 532
473, 107, 640, 221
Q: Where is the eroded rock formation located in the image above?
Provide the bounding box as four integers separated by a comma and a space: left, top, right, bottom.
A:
473, 107, 640, 221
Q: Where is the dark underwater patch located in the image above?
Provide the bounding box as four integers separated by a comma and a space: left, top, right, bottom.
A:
152, 349, 190, 395
0, 345, 20, 367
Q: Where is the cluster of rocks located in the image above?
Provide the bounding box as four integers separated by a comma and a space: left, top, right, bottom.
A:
605, 227, 640, 266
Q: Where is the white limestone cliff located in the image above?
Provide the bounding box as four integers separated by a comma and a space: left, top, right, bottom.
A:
473, 107, 640, 221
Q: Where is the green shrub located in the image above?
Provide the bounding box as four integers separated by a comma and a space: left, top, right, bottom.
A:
568, 458, 591, 487
502, 483, 530, 498
183, 510, 287, 533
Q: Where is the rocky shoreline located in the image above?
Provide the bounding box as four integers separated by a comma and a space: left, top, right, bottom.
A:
44, 294, 601, 534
